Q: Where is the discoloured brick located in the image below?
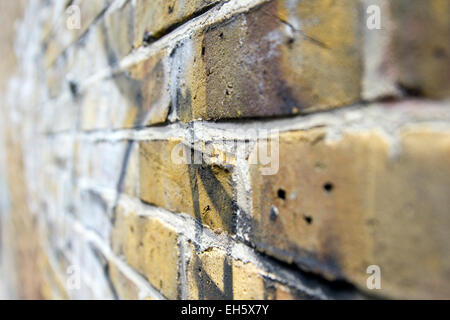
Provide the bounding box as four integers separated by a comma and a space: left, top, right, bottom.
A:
74, 141, 139, 198
108, 263, 155, 300
101, 1, 134, 61
112, 207, 180, 299
127, 50, 172, 125
79, 48, 171, 130
187, 246, 313, 300
390, 0, 450, 98
139, 139, 235, 233
362, 0, 450, 100
177, 0, 362, 121
134, 0, 222, 48
250, 123, 450, 298
4, 0, 450, 301
44, 0, 111, 67
45, 1, 134, 101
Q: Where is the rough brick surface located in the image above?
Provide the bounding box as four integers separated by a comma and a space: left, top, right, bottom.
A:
187, 246, 312, 300
139, 139, 236, 233
1, 0, 449, 300
112, 207, 180, 299
250, 120, 450, 299
134, 0, 222, 48
175, 0, 362, 121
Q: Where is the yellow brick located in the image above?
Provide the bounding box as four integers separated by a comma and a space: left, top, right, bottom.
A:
250, 125, 450, 298
177, 0, 361, 122
112, 207, 180, 299
187, 246, 309, 300
134, 0, 221, 48
389, 0, 450, 98
109, 263, 155, 300
44, 0, 110, 67
139, 139, 235, 233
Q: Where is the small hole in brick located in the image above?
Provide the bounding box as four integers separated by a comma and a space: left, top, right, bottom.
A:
287, 37, 295, 48
303, 215, 313, 225
219, 32, 224, 39
277, 188, 286, 200
269, 206, 279, 221
168, 5, 174, 14
323, 182, 334, 193
201, 46, 206, 57
68, 80, 78, 97
202, 205, 210, 214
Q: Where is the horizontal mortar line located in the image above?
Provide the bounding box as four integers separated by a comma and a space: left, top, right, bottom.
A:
42, 0, 86, 44
47, 0, 128, 69
31, 0, 267, 118
43, 100, 450, 143
77, 178, 353, 299
76, 0, 270, 93
28, 0, 130, 113
40, 240, 71, 298
37, 0, 447, 122
65, 213, 166, 300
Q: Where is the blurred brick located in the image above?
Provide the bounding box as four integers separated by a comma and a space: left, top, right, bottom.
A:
44, 0, 111, 67
79, 48, 171, 130
134, 0, 222, 48
362, 0, 450, 100
112, 207, 180, 299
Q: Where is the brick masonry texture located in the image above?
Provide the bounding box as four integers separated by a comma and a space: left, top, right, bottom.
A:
0, 0, 449, 300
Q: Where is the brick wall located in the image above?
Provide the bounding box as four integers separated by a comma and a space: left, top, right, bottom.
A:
0, 0, 449, 299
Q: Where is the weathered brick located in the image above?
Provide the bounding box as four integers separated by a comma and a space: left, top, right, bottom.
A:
79, 47, 171, 130
134, 0, 222, 48
139, 139, 236, 233
249, 122, 450, 298
109, 263, 140, 300
44, 0, 111, 67
127, 49, 172, 125
109, 263, 155, 300
187, 246, 312, 300
362, 0, 450, 100
38, 251, 69, 300
101, 0, 134, 60
175, 0, 362, 122
74, 141, 139, 198
112, 207, 180, 299
45, 0, 134, 101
